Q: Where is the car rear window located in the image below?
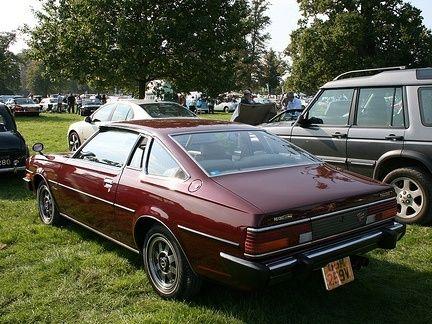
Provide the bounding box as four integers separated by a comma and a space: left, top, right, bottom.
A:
418, 87, 432, 126
15, 98, 35, 105
173, 130, 319, 176
140, 103, 195, 118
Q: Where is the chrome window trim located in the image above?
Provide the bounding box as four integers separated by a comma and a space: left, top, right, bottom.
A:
247, 197, 395, 233
178, 225, 239, 247
244, 218, 394, 259
49, 180, 136, 213
60, 212, 139, 254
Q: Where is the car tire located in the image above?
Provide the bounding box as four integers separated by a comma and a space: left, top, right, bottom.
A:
143, 225, 202, 299
68, 131, 81, 151
36, 181, 62, 226
223, 106, 228, 113
383, 167, 432, 224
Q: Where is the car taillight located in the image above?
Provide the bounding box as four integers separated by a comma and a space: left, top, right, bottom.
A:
245, 222, 312, 256
367, 199, 397, 223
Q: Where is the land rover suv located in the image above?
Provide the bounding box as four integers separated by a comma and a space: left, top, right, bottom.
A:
263, 67, 432, 224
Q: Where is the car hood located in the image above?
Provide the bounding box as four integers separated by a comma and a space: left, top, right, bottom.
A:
231, 102, 277, 125
0, 131, 26, 151
210, 163, 394, 220
17, 104, 40, 108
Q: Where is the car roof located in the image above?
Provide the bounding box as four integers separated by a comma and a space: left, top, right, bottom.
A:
108, 118, 257, 135
322, 68, 432, 89
118, 99, 181, 105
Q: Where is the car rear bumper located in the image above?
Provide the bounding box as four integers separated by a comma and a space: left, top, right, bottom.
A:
220, 221, 405, 289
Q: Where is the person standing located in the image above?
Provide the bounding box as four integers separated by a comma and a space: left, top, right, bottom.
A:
101, 94, 107, 105
283, 92, 302, 111
67, 93, 75, 113
240, 89, 255, 104
56, 94, 63, 113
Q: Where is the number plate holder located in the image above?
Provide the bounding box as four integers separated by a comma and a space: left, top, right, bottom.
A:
322, 257, 354, 290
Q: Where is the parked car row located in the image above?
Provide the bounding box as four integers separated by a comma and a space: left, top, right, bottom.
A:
8, 66, 432, 300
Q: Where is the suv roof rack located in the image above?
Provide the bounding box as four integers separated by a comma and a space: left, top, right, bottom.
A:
333, 66, 406, 81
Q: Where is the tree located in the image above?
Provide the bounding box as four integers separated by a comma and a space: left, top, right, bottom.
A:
236, 0, 271, 91
286, 0, 432, 94
28, 0, 249, 98
0, 33, 21, 94
259, 49, 286, 95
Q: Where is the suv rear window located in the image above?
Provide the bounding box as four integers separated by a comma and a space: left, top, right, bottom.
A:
419, 87, 432, 126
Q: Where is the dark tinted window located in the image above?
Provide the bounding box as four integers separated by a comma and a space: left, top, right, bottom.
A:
92, 104, 115, 122
419, 87, 432, 126
15, 98, 35, 105
307, 89, 353, 125
76, 131, 138, 168
173, 130, 318, 176
129, 137, 148, 169
111, 103, 132, 121
82, 99, 101, 105
140, 103, 195, 118
0, 108, 15, 131
357, 87, 404, 127
147, 140, 187, 179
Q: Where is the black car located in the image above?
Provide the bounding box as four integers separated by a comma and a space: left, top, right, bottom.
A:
263, 67, 432, 224
78, 98, 102, 116
0, 104, 28, 174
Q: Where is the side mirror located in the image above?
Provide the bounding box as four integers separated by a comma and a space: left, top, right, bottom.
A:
84, 116, 92, 123
32, 142, 44, 154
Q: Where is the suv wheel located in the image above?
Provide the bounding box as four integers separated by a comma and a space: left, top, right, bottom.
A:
383, 167, 432, 224
143, 225, 201, 299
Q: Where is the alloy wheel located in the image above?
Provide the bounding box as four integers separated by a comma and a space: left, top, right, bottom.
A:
38, 185, 54, 224
69, 132, 80, 151
146, 234, 179, 294
391, 176, 424, 219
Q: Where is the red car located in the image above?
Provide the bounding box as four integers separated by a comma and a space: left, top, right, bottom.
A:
24, 119, 405, 299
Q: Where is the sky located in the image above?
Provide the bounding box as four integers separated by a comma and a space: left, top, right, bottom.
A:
0, 0, 432, 53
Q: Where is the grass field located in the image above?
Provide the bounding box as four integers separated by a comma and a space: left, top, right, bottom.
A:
1, 113, 431, 323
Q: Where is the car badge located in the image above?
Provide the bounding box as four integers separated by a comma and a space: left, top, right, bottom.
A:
273, 214, 293, 222
356, 210, 367, 223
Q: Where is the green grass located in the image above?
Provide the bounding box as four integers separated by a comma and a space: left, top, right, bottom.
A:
1, 113, 432, 323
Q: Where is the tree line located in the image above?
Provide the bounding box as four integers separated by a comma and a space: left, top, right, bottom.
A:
1, 0, 432, 98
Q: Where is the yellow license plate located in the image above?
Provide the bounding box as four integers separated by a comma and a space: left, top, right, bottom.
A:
322, 257, 354, 290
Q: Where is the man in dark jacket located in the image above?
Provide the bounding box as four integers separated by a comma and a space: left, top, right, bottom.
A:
67, 93, 76, 113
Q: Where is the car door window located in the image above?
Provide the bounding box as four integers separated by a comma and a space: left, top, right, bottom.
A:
92, 104, 115, 122
111, 103, 132, 121
147, 140, 187, 179
75, 130, 138, 168
419, 87, 432, 126
356, 87, 404, 127
307, 89, 354, 125
129, 137, 148, 169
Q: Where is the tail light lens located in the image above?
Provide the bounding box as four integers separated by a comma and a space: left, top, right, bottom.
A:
245, 223, 312, 256
367, 199, 397, 222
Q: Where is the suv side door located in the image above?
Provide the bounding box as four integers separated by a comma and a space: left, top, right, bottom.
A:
347, 87, 406, 177
290, 88, 354, 168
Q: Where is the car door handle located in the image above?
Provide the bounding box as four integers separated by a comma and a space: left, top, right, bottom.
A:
103, 178, 113, 191
385, 134, 404, 141
331, 132, 347, 138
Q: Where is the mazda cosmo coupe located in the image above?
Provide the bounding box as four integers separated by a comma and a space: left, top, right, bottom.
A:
24, 119, 405, 299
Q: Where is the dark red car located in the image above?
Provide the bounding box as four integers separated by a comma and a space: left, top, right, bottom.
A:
24, 119, 405, 299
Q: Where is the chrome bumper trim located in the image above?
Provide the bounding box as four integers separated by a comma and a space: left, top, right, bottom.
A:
178, 225, 239, 247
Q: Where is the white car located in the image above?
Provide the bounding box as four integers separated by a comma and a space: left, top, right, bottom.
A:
39, 98, 61, 112
214, 99, 239, 112
67, 100, 197, 151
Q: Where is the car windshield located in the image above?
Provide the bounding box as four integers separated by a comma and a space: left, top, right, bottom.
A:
140, 103, 195, 118
15, 98, 35, 105
173, 130, 319, 176
0, 109, 15, 132
83, 99, 101, 105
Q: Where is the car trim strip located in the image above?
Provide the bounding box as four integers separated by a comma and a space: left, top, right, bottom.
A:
0, 166, 26, 173
178, 225, 240, 247
247, 197, 395, 233
49, 180, 136, 213
244, 218, 394, 258
59, 212, 140, 254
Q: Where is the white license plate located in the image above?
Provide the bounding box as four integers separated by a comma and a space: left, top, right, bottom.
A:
322, 257, 354, 290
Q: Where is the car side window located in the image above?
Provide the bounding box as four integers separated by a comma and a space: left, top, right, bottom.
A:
419, 87, 432, 126
111, 103, 132, 121
75, 130, 138, 168
92, 104, 115, 122
356, 87, 404, 127
307, 89, 354, 125
129, 137, 148, 169
147, 140, 187, 179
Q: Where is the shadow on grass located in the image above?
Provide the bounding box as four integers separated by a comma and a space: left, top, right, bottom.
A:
0, 174, 33, 201
15, 113, 80, 124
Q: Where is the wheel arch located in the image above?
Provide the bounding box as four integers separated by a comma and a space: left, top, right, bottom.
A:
133, 215, 197, 275
33, 172, 49, 193
374, 150, 432, 181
